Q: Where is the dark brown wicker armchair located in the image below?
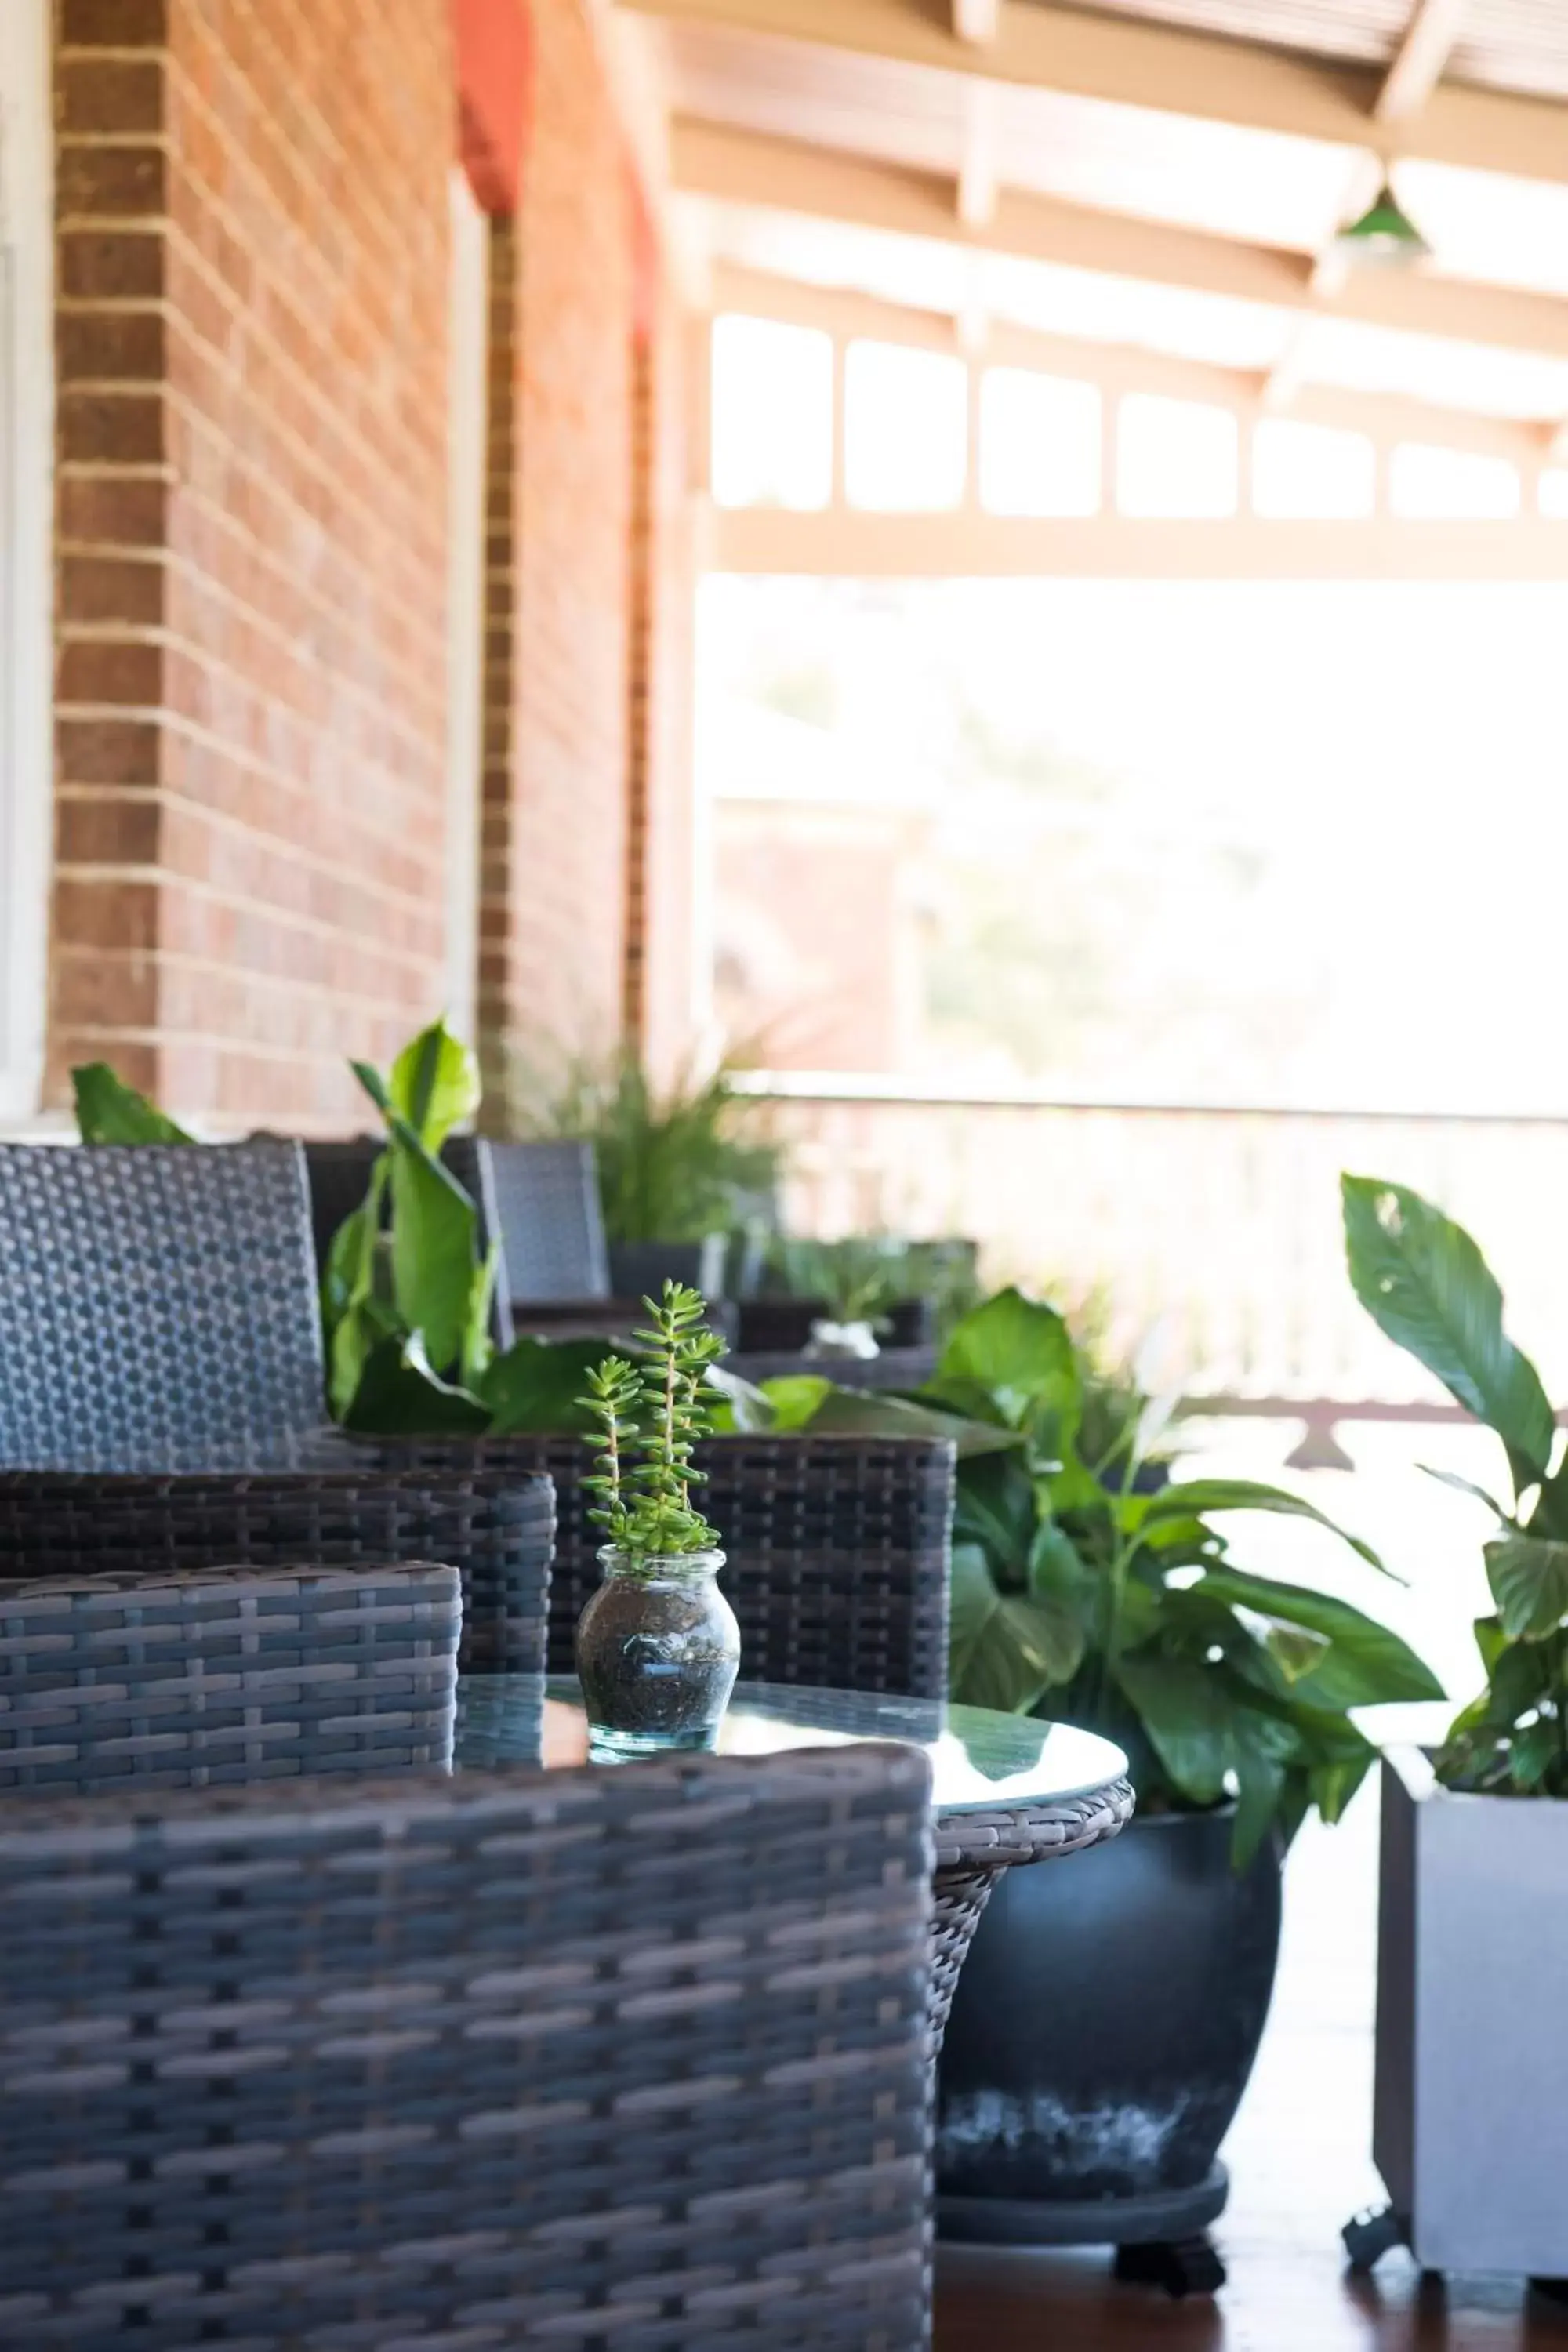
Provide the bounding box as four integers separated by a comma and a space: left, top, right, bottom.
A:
0, 1561, 460, 1791
0, 1466, 554, 1675
0, 1744, 934, 2349
0, 1141, 326, 1471
363, 1432, 956, 1697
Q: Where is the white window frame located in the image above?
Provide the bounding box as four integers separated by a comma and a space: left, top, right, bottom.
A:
0, 0, 53, 1125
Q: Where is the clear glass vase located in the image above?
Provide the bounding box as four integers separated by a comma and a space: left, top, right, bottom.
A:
574, 1547, 741, 1758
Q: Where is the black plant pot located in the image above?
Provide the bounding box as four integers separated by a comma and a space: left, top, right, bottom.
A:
608, 1238, 728, 1302
936, 1806, 1282, 2292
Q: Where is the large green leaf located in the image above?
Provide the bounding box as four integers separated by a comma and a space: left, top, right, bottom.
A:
72, 1062, 194, 1145
324, 1157, 390, 1420
1138, 1476, 1387, 1575
1484, 1530, 1568, 1640
953, 1450, 1040, 1580
754, 1374, 833, 1432
1189, 1564, 1443, 1706
1341, 1174, 1555, 1483
949, 1543, 1081, 1711
704, 1363, 777, 1435
1112, 1653, 1232, 1806
938, 1288, 1080, 1432
387, 1019, 481, 1152
479, 1335, 613, 1435
340, 1334, 492, 1434
783, 1381, 1018, 1457
459, 1243, 501, 1391
387, 1136, 479, 1377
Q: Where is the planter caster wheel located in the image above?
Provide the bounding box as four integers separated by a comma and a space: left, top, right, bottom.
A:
1113, 2234, 1226, 2299
1341, 2207, 1406, 2274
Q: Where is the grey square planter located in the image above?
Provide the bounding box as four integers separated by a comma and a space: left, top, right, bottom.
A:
1373, 1744, 1568, 2275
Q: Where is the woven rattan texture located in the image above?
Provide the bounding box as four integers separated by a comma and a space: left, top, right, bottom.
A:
927, 1777, 1136, 2038
485, 1139, 611, 1302
0, 1744, 934, 2350
0, 1468, 554, 1675
365, 1433, 956, 1699
0, 1143, 326, 1472
0, 1562, 460, 1792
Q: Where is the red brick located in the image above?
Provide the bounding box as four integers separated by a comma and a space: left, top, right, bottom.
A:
49, 0, 456, 1127
57, 57, 164, 136
57, 473, 168, 549
60, 0, 169, 45
56, 716, 163, 786
58, 388, 165, 465
56, 638, 164, 706
55, 142, 167, 220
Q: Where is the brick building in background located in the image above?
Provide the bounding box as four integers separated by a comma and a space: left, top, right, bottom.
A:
24, 0, 697, 1132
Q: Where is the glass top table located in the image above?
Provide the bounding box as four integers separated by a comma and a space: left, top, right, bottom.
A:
455, 1676, 1127, 1817
455, 1678, 1134, 2052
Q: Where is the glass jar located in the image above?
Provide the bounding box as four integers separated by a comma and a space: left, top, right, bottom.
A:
574, 1547, 740, 1758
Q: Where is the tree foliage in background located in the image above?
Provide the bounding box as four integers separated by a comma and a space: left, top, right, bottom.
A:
1343, 1174, 1568, 1796
502, 1048, 781, 1245
768, 1234, 982, 1340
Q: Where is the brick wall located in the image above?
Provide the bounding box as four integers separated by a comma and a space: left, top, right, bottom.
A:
478, 0, 636, 1091
52, 0, 453, 1127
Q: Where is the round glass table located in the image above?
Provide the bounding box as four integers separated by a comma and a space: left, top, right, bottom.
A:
456, 1678, 1133, 2049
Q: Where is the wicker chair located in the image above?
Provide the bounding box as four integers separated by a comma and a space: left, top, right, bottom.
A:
0, 1466, 554, 1675
485, 1138, 612, 1304
0, 1141, 326, 1472
365, 1432, 956, 1698
0, 1560, 460, 1791
0, 1743, 934, 2350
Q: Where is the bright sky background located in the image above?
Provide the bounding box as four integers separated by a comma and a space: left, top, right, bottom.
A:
700, 573, 1568, 1115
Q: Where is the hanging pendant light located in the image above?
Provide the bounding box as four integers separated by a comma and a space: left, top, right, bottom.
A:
1331, 176, 1432, 268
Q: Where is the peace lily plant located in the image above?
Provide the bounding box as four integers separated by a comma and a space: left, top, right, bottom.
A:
1343, 1174, 1568, 1795
731, 1287, 1442, 1864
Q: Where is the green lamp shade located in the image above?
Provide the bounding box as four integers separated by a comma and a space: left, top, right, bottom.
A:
1332, 180, 1432, 267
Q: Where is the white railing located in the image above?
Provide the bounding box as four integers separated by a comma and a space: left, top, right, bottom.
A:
742, 1077, 1568, 1409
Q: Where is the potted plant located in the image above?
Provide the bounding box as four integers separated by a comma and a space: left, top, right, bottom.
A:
500, 1049, 780, 1303
757, 1286, 1440, 2292
1338, 1174, 1568, 2284
574, 1283, 739, 1755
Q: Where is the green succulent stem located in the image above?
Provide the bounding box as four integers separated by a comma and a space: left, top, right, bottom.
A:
578, 1283, 724, 1558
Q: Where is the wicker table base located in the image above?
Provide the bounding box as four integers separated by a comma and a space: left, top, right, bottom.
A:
930, 1780, 1136, 2045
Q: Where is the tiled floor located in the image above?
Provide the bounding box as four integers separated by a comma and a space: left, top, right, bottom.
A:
937, 1420, 1567, 2351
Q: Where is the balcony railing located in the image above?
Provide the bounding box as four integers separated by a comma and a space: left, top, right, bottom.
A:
741, 1076, 1568, 1411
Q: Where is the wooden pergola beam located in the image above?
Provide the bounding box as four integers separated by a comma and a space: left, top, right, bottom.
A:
1377, 0, 1469, 125
628, 0, 1568, 188
711, 258, 1549, 463
676, 121, 1568, 378
706, 506, 1568, 581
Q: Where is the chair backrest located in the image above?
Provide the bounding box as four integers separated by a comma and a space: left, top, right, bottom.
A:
0, 1744, 933, 2350
0, 1142, 325, 1471
484, 1138, 611, 1303
301, 1135, 514, 1348
0, 1465, 554, 1675
0, 1560, 460, 1792
366, 1432, 956, 1698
